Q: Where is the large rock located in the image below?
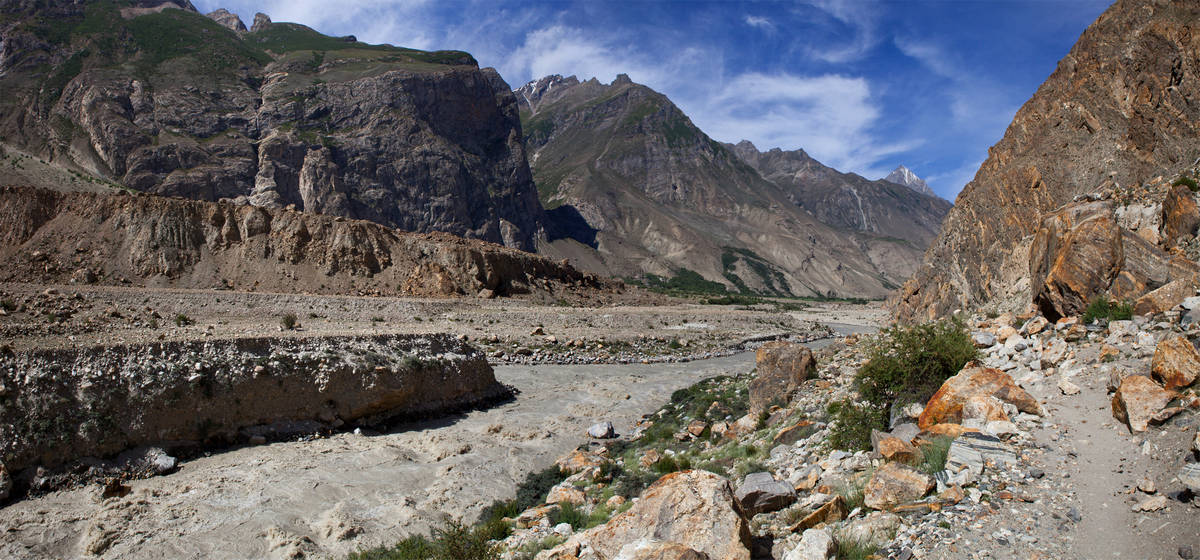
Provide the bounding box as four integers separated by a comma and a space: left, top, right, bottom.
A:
1161, 184, 1200, 248
943, 432, 1017, 477
587, 422, 616, 439
0, 334, 507, 473
1150, 336, 1200, 391
784, 528, 836, 560
735, 472, 797, 516
1029, 201, 1124, 321
863, 462, 933, 511
614, 541, 710, 560
1111, 375, 1176, 432
918, 363, 1042, 430
1134, 276, 1199, 316
892, 0, 1200, 322
749, 342, 815, 413
538, 470, 753, 560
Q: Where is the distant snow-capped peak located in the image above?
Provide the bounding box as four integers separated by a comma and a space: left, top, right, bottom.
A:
883, 165, 937, 198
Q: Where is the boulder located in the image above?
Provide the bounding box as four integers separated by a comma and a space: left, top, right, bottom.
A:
547, 483, 586, 506
961, 395, 1010, 423
918, 363, 1042, 429
614, 540, 710, 560
862, 462, 933, 511
1161, 184, 1200, 248
539, 470, 753, 560
1134, 276, 1199, 316
1150, 336, 1200, 391
791, 465, 822, 492
1023, 316, 1049, 335
557, 449, 611, 475
972, 332, 997, 348
749, 342, 815, 413
735, 472, 797, 516
773, 420, 817, 445
1029, 201, 1123, 322
839, 512, 900, 548
784, 528, 836, 560
790, 495, 846, 532
870, 430, 918, 463
1111, 375, 1176, 432
1180, 463, 1200, 493
588, 422, 616, 439
944, 432, 1017, 476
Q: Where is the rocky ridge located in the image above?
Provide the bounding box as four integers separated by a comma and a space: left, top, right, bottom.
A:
894, 0, 1200, 322
0, 0, 542, 249
0, 186, 605, 299
518, 74, 937, 298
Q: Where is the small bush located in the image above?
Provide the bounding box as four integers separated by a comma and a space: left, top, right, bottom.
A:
826, 399, 888, 452
835, 474, 869, 512
349, 518, 497, 560
854, 318, 978, 407
174, 313, 192, 327
650, 454, 691, 475
1173, 176, 1199, 192
0, 299, 15, 312
512, 535, 566, 560
835, 535, 879, 560
1082, 296, 1133, 324
280, 313, 298, 330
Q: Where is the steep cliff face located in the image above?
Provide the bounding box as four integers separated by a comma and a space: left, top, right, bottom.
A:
893, 0, 1200, 321
0, 1, 542, 249
518, 74, 921, 298
0, 186, 604, 299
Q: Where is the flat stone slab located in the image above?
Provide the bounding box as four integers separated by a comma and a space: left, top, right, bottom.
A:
945, 432, 1017, 476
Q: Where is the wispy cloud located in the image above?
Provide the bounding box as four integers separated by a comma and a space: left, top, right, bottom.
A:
687, 73, 917, 178
744, 15, 774, 31
803, 0, 880, 64
196, 0, 439, 48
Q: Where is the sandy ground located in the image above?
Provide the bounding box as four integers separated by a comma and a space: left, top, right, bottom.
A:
0, 284, 881, 559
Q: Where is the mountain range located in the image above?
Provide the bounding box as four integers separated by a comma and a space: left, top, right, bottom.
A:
0, 0, 952, 299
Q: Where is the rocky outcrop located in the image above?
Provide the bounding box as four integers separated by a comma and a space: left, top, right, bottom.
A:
520, 74, 938, 298
0, 186, 606, 298
918, 362, 1042, 430
205, 8, 246, 32
1029, 201, 1124, 320
0, 2, 542, 250
0, 333, 506, 474
749, 341, 815, 413
893, 0, 1200, 321
538, 470, 753, 560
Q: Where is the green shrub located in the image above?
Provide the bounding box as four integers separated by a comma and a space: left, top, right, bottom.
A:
174, 313, 192, 327
650, 454, 691, 475
280, 313, 298, 330
826, 400, 888, 452
512, 535, 566, 560
835, 474, 869, 512
854, 318, 977, 407
1082, 296, 1133, 324
349, 518, 496, 560
835, 536, 879, 560
1173, 176, 1199, 192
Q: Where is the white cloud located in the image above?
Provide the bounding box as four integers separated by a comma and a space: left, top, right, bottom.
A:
744, 15, 774, 31
195, 0, 439, 49
685, 72, 917, 177
803, 0, 879, 63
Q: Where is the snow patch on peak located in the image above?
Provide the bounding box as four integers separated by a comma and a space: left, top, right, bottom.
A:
883, 166, 937, 198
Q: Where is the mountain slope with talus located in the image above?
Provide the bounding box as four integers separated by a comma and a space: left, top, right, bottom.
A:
0, 0, 542, 249
519, 74, 947, 298
893, 0, 1200, 322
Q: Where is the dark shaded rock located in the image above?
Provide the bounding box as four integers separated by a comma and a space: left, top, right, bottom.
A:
735, 472, 796, 516
749, 341, 815, 413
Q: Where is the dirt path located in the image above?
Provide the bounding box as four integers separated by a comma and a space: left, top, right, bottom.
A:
0, 353, 767, 559
1023, 347, 1197, 560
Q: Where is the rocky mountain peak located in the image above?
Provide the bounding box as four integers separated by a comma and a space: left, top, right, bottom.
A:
205, 8, 246, 32
251, 12, 272, 32
612, 73, 633, 85
883, 165, 937, 198
515, 74, 581, 113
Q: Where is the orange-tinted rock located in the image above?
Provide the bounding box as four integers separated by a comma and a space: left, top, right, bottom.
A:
686, 420, 709, 437
750, 342, 816, 413
1162, 184, 1200, 248
1151, 336, 1200, 391
1134, 275, 1199, 316
557, 449, 611, 475
620, 542, 710, 560
1112, 375, 1177, 432
541, 470, 752, 560
961, 395, 1010, 423
791, 495, 847, 531
1029, 201, 1124, 321
863, 462, 934, 511
546, 483, 586, 506
773, 420, 816, 445
1099, 344, 1120, 363
872, 433, 918, 463
918, 363, 1042, 430
922, 423, 979, 439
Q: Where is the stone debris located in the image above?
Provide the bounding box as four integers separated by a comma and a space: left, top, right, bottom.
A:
863, 462, 933, 511
735, 472, 797, 516
587, 421, 616, 439
944, 432, 1017, 476
784, 528, 835, 560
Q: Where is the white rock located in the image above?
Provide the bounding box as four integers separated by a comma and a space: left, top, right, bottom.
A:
554, 522, 573, 537
1058, 378, 1081, 395
1182, 296, 1200, 310
784, 528, 835, 560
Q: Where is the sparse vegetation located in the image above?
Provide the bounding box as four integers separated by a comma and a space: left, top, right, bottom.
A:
912, 435, 954, 475
1082, 295, 1133, 324
174, 313, 192, 327
348, 518, 496, 560
280, 313, 298, 330
1173, 176, 1199, 192
828, 318, 976, 450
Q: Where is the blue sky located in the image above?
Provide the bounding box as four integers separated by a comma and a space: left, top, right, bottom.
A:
194, 0, 1111, 200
